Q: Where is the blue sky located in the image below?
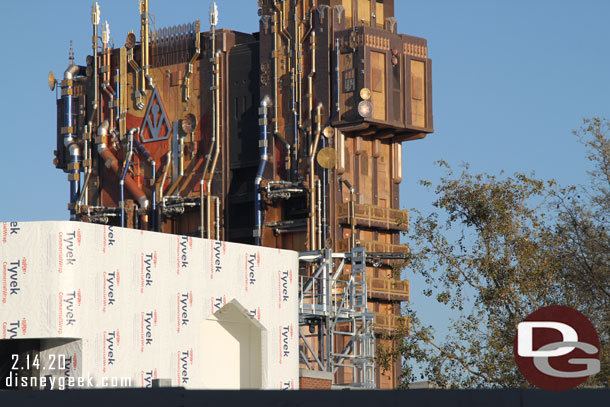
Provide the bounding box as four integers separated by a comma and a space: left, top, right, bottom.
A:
1, 0, 609, 368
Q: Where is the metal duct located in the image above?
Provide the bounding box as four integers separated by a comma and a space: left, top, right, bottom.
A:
120, 129, 136, 227
97, 122, 149, 216
63, 63, 81, 220
254, 96, 271, 246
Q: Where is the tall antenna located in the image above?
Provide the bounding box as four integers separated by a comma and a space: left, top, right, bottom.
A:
92, 2, 100, 25
102, 20, 110, 45
210, 2, 218, 28
68, 40, 75, 64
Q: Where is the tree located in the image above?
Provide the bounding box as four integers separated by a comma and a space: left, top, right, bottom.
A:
377, 119, 610, 388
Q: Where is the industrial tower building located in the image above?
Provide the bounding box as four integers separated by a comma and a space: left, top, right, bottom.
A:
51, 0, 433, 389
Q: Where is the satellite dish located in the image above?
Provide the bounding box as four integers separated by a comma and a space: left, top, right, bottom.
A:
358, 100, 373, 118
48, 71, 56, 91
126, 32, 137, 49
323, 126, 334, 138
317, 147, 337, 169
182, 113, 197, 133
360, 88, 371, 100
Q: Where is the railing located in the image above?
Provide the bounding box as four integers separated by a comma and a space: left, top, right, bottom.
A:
335, 239, 410, 254
366, 276, 410, 301
374, 313, 409, 335
336, 203, 409, 231
299, 274, 364, 317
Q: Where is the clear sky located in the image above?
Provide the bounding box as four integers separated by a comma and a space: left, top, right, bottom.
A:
1, 0, 609, 367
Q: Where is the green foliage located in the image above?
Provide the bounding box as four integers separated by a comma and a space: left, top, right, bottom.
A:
378, 119, 610, 389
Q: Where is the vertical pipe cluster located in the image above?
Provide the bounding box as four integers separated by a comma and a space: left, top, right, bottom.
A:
308, 30, 316, 131
273, 3, 280, 137
101, 21, 116, 129
140, 0, 150, 92
206, 50, 222, 239
335, 37, 340, 116
291, 0, 299, 181
91, 3, 99, 120
309, 103, 323, 250
63, 64, 81, 220
201, 4, 219, 239
97, 121, 149, 226
120, 128, 137, 227
254, 96, 271, 246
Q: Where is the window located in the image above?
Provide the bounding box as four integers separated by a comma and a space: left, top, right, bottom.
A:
376, 0, 384, 28
358, 0, 371, 26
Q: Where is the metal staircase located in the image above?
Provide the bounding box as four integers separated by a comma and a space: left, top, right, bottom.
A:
298, 247, 376, 388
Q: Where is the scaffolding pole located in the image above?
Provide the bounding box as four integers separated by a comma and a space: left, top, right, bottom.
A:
298, 247, 376, 388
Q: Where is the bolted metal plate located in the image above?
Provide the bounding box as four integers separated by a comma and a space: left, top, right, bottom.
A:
358, 100, 373, 118
317, 147, 337, 169
48, 71, 56, 91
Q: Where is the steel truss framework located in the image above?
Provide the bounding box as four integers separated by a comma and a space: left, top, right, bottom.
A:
298, 247, 376, 388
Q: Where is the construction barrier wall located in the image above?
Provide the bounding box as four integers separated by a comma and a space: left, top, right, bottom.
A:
0, 221, 299, 390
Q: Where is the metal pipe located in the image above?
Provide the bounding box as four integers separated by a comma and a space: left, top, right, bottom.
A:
77, 123, 93, 209
214, 195, 220, 239
321, 136, 328, 246
200, 19, 218, 228
133, 138, 156, 231
77, 154, 91, 208
115, 68, 120, 132
317, 178, 322, 249
91, 3, 100, 119
337, 130, 345, 174
339, 177, 356, 250
307, 31, 316, 137
102, 83, 114, 129
134, 204, 139, 230
140, 0, 150, 94
97, 121, 149, 213
151, 159, 156, 231
290, 66, 297, 182
309, 103, 323, 250
206, 50, 222, 238
63, 63, 81, 220
184, 21, 201, 103
335, 37, 340, 116
179, 134, 185, 177
392, 142, 403, 184
273, 8, 279, 135
120, 128, 137, 227
291, 2, 299, 181
127, 46, 144, 109
158, 151, 172, 231
159, 151, 172, 203
254, 96, 271, 246
200, 178, 205, 238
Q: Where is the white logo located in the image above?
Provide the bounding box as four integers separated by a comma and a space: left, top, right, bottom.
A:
517, 321, 600, 378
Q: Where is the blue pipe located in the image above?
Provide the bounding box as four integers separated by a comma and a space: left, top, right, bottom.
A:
63, 64, 81, 220
133, 138, 156, 231
254, 96, 271, 245
120, 129, 137, 228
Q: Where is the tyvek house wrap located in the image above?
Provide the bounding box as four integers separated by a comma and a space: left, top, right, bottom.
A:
0, 221, 299, 390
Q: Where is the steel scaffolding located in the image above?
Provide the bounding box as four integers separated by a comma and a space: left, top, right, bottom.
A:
298, 247, 376, 388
